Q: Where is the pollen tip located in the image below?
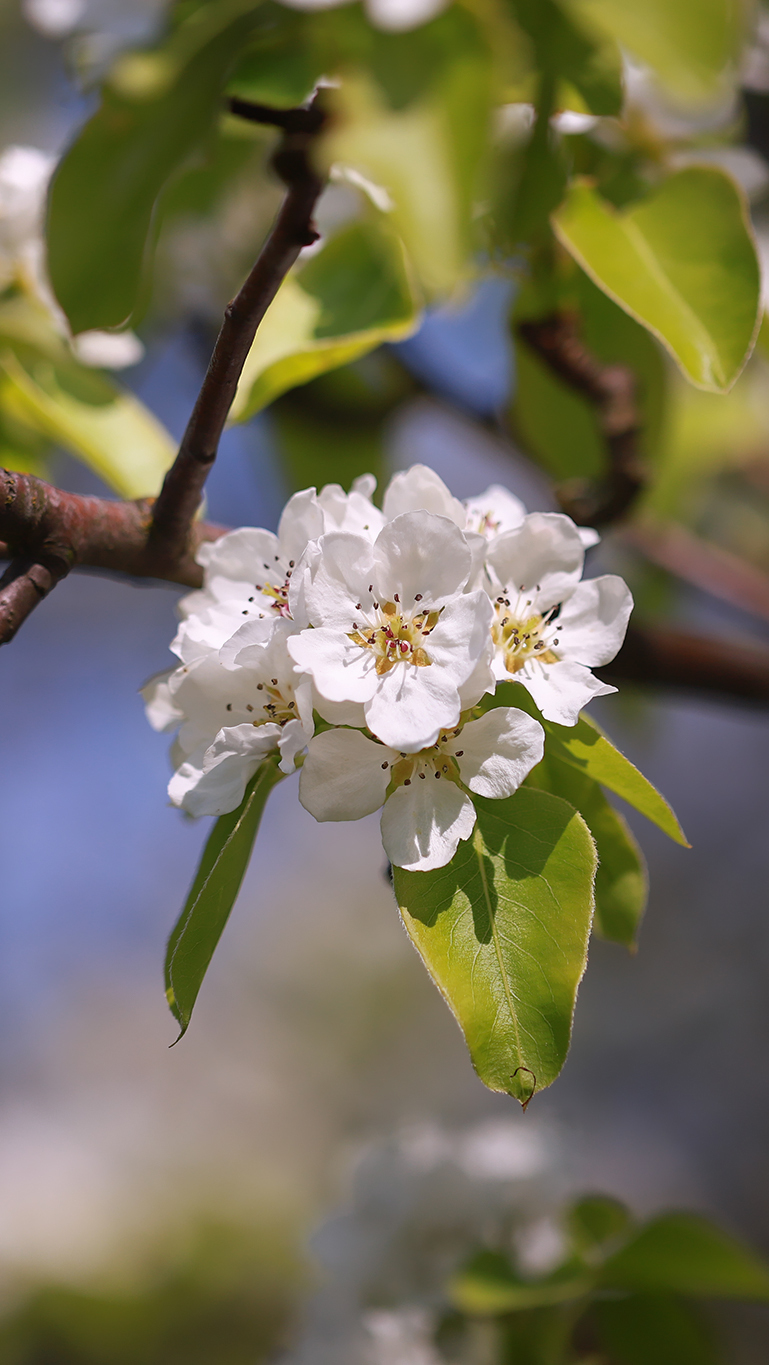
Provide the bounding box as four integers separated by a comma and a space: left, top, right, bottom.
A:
381, 761, 389, 769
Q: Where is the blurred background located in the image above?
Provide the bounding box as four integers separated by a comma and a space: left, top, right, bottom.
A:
1, 0, 769, 1360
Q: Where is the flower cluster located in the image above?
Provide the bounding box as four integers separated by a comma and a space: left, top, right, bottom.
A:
144, 466, 633, 871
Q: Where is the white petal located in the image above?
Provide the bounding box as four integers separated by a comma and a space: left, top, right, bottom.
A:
427, 590, 494, 689
197, 527, 278, 579
578, 526, 600, 549
287, 627, 377, 704
464, 484, 527, 538
303, 532, 376, 629
277, 716, 311, 774
352, 472, 377, 498
170, 723, 280, 817
277, 487, 324, 562
287, 539, 321, 627
554, 575, 633, 667
373, 512, 471, 604
487, 514, 584, 611
366, 663, 461, 751
299, 728, 397, 821
141, 670, 183, 732
381, 780, 476, 871
449, 708, 544, 798
458, 636, 496, 709
382, 464, 465, 526
521, 658, 616, 726
219, 614, 279, 669
311, 689, 368, 728
318, 481, 385, 539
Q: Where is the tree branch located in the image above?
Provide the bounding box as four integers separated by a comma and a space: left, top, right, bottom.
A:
0, 95, 327, 645
599, 622, 769, 706
517, 312, 646, 526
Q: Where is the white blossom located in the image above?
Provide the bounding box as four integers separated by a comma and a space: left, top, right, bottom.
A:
299, 707, 544, 871
143, 619, 313, 817
287, 512, 494, 751
485, 513, 632, 725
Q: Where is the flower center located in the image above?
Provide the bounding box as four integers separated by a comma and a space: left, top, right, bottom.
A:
225, 679, 297, 727
348, 597, 439, 676
254, 557, 296, 618
386, 729, 464, 788
491, 593, 560, 675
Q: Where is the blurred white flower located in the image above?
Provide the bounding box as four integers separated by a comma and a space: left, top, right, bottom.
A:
71, 328, 145, 369
22, 0, 86, 37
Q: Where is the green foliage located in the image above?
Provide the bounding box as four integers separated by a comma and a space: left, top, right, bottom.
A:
553, 170, 761, 393
48, 5, 263, 333
511, 0, 623, 116
592, 1293, 722, 1365
394, 787, 596, 1104
485, 683, 688, 846
165, 758, 284, 1037
526, 754, 647, 947
601, 1212, 769, 1299
229, 221, 418, 422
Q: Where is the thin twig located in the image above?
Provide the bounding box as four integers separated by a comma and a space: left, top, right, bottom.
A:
517, 312, 646, 526
621, 518, 769, 626
147, 92, 326, 569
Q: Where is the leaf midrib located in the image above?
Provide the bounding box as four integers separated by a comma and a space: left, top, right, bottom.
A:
472, 826, 524, 1069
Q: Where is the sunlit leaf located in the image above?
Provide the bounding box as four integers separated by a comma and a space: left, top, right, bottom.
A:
593, 1293, 723, 1365
553, 171, 760, 393
47, 5, 262, 333
485, 683, 688, 846
600, 1213, 769, 1300
229, 221, 419, 421
573, 0, 747, 103
527, 755, 648, 947
394, 787, 596, 1105
0, 351, 175, 498
165, 757, 284, 1037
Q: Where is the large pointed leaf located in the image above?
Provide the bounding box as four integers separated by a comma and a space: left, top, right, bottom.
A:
553, 171, 760, 393
527, 755, 647, 947
486, 684, 687, 846
47, 5, 261, 333
165, 757, 284, 1037
600, 1213, 769, 1300
229, 221, 418, 421
0, 351, 175, 498
593, 1294, 722, 1365
451, 1250, 591, 1314
394, 787, 596, 1105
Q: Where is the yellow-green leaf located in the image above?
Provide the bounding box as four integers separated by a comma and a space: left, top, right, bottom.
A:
552, 171, 760, 393
229, 221, 419, 422
394, 787, 596, 1105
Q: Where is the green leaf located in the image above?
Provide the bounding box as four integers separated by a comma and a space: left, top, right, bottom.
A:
450, 1250, 591, 1315
573, 0, 747, 103
512, 0, 623, 116
527, 755, 647, 947
393, 787, 596, 1104
0, 351, 175, 498
487, 683, 688, 847
600, 1213, 769, 1300
47, 5, 261, 333
165, 757, 284, 1037
567, 1195, 633, 1258
229, 221, 418, 421
592, 1294, 723, 1365
553, 171, 761, 394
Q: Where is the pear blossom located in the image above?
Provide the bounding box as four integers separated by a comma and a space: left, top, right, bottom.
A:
299, 706, 544, 871
484, 513, 633, 725
287, 511, 494, 751
143, 619, 313, 817
382, 463, 466, 526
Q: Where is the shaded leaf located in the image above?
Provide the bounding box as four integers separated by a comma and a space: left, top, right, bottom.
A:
229, 221, 418, 421
601, 1213, 769, 1300
512, 0, 623, 116
394, 787, 596, 1104
592, 1294, 723, 1365
165, 758, 284, 1037
568, 1195, 633, 1258
527, 754, 648, 947
48, 6, 261, 333
486, 683, 688, 847
451, 1250, 591, 1315
553, 171, 760, 393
